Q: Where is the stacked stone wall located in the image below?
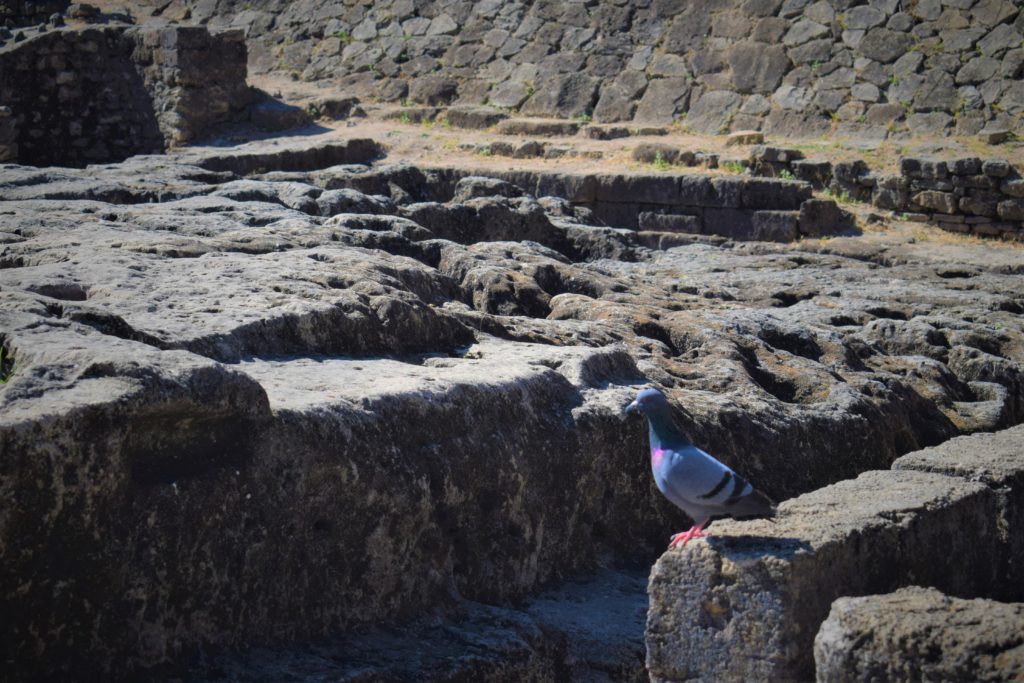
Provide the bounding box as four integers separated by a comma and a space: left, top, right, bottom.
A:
0, 24, 250, 166
173, 0, 1024, 140
0, 0, 67, 27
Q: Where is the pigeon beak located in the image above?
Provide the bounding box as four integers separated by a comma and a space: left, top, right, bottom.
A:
625, 400, 640, 414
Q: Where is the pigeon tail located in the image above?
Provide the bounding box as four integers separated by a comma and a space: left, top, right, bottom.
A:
725, 487, 777, 520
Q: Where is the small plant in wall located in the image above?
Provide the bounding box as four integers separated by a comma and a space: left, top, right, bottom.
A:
779, 168, 795, 181
653, 151, 671, 171
0, 345, 14, 384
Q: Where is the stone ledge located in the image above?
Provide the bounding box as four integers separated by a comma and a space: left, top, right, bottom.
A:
645, 469, 999, 682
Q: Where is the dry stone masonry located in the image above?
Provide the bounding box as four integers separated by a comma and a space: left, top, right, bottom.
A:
142, 0, 1024, 139
0, 23, 250, 165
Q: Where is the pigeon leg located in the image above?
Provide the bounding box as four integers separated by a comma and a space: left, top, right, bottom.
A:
668, 519, 709, 549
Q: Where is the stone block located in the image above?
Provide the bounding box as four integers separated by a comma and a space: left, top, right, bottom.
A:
983, 158, 1012, 177
791, 159, 832, 189
725, 130, 764, 146
582, 126, 631, 141
444, 106, 508, 130
645, 470, 998, 682
638, 212, 703, 234
979, 128, 1011, 145
632, 143, 680, 165
959, 192, 1001, 217
894, 424, 1024, 599
739, 177, 812, 210
913, 190, 958, 214
799, 198, 852, 236
750, 145, 804, 163
1004, 179, 1024, 197
495, 119, 580, 137
998, 198, 1024, 221
815, 587, 1024, 683
594, 174, 682, 206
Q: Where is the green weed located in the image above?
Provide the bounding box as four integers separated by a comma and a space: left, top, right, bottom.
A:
0, 346, 13, 384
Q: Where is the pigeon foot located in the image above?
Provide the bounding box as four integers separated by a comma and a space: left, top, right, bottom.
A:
668, 522, 708, 549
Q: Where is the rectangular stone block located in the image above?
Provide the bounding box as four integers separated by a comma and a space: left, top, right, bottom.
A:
645, 470, 998, 683
739, 177, 812, 210
594, 174, 682, 205
893, 425, 1024, 601
913, 190, 958, 214
676, 175, 715, 206
998, 198, 1024, 221
638, 212, 702, 234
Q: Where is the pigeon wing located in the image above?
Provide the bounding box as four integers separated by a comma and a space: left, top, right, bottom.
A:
654, 445, 776, 522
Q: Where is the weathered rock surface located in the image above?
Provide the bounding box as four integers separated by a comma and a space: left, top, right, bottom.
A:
894, 425, 1024, 600
2, 134, 1024, 680
815, 587, 1024, 683
646, 470, 999, 682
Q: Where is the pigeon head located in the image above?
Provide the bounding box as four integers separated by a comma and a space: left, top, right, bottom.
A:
625, 387, 671, 416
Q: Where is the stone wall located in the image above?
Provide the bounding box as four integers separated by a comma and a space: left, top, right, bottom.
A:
0, 24, 250, 166
417, 166, 846, 242
630, 141, 1024, 239
0, 0, 67, 27
151, 0, 1024, 140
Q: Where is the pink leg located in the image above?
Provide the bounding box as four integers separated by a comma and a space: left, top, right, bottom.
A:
668, 519, 709, 549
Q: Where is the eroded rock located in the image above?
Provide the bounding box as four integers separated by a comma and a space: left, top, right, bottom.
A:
815, 587, 1024, 683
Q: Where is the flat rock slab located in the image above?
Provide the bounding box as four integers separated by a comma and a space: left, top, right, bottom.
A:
646, 470, 998, 682
815, 586, 1024, 683
894, 424, 1024, 599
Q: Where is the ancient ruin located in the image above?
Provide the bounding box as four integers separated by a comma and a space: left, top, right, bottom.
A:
1, 1, 1023, 681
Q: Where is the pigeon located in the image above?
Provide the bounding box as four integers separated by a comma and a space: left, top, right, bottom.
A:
626, 387, 776, 549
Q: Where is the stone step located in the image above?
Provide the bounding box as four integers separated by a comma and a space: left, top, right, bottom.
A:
186, 138, 383, 175
495, 118, 582, 137
442, 105, 508, 130
814, 587, 1024, 683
